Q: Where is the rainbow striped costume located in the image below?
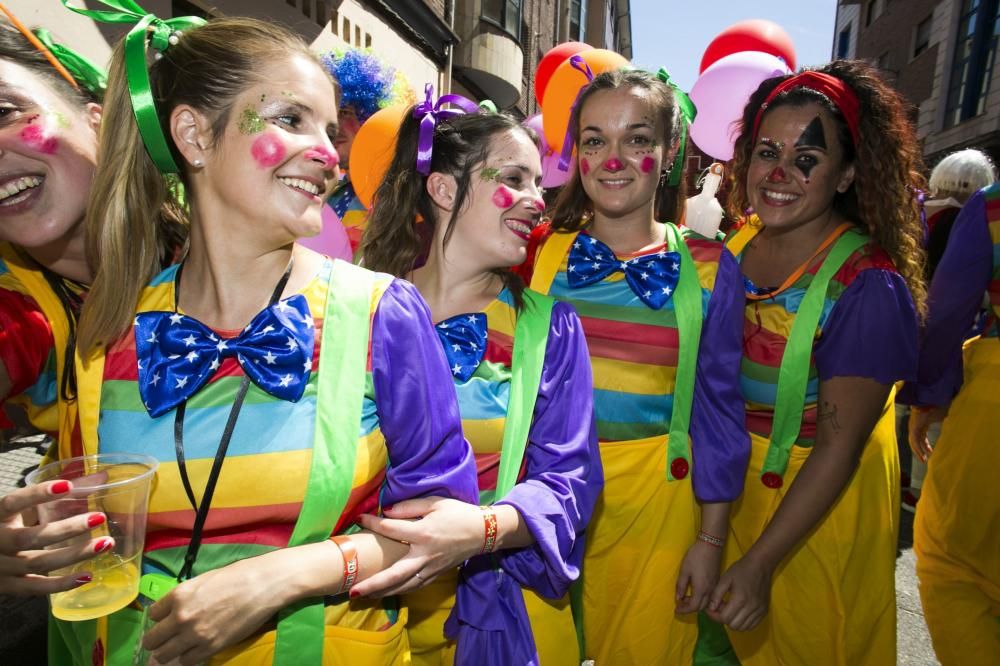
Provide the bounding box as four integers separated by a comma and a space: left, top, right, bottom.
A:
722, 222, 916, 666
909, 186, 1000, 664
406, 288, 600, 666
50, 259, 478, 666
529, 223, 748, 665
328, 176, 368, 258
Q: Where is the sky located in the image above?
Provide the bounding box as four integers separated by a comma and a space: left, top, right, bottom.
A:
629, 0, 839, 91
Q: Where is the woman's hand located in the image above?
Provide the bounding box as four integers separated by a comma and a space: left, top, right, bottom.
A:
706, 554, 772, 632
674, 540, 723, 615
142, 551, 295, 665
349, 496, 487, 598
908, 405, 947, 463
0, 481, 112, 596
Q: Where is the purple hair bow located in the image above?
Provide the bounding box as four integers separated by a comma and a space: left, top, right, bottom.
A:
558, 55, 595, 172
413, 83, 481, 175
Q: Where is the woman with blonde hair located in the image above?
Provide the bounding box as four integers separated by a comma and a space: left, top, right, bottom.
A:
3, 4, 480, 663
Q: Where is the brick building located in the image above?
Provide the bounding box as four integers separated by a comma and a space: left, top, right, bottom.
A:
6, 0, 632, 118
834, 0, 1000, 168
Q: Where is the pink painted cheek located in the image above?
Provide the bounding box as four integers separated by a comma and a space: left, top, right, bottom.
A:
492, 185, 515, 209
580, 158, 590, 175
251, 134, 287, 168
19, 125, 58, 155
640, 156, 656, 174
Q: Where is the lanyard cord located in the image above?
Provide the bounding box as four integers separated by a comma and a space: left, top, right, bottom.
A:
172, 259, 293, 582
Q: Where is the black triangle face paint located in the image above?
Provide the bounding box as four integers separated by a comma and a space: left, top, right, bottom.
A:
795, 116, 826, 150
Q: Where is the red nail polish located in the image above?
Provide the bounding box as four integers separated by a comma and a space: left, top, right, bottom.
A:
349, 589, 360, 599
75, 573, 92, 585
94, 537, 113, 554
50, 480, 71, 495
86, 514, 106, 528
383, 505, 394, 512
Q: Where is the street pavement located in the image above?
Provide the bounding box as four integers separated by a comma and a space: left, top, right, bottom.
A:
0, 437, 942, 664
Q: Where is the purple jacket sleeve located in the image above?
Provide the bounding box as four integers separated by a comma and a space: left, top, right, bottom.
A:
904, 191, 993, 406
494, 301, 602, 599
689, 247, 750, 502
371, 279, 478, 505
814, 269, 919, 386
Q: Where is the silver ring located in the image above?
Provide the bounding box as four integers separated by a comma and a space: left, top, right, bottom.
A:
413, 572, 424, 581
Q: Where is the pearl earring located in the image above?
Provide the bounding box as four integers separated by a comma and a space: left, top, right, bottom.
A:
192, 158, 203, 168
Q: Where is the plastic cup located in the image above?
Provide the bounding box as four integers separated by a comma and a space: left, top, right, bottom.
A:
26, 453, 158, 622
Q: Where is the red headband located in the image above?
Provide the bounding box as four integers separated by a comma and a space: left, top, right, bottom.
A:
751, 71, 861, 146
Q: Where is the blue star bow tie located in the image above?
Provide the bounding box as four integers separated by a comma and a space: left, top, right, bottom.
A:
436, 313, 487, 382
135, 295, 316, 418
567, 233, 682, 309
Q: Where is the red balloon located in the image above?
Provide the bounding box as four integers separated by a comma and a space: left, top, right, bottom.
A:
535, 41, 592, 106
699, 20, 796, 74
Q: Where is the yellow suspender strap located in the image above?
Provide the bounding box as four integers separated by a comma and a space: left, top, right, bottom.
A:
724, 222, 759, 257
528, 230, 579, 294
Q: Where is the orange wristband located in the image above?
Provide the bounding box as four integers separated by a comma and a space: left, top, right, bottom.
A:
330, 535, 359, 593
480, 506, 498, 554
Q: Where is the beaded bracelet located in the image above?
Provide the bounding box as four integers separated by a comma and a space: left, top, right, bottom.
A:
697, 530, 725, 548
330, 535, 359, 593
480, 506, 498, 554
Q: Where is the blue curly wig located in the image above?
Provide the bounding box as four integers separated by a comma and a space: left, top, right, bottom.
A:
321, 48, 399, 122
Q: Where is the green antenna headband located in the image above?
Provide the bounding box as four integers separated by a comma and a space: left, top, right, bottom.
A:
61, 1, 206, 174
656, 68, 697, 188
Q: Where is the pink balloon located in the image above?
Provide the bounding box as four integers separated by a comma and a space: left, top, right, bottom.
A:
688, 51, 792, 160
524, 114, 572, 188
542, 148, 573, 188
298, 202, 353, 261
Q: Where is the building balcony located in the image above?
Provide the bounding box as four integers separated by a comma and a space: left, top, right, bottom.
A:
452, 1, 525, 108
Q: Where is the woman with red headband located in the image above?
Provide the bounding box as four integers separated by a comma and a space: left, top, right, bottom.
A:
707, 60, 924, 664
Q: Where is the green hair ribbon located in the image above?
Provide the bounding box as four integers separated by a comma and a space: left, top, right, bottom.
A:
478, 99, 498, 113
656, 67, 697, 188
61, 1, 205, 174
32, 28, 107, 98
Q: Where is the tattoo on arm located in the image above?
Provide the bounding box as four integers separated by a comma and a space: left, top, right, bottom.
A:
816, 400, 843, 433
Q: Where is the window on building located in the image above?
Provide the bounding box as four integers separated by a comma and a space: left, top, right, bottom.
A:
331, 9, 338, 35
877, 51, 891, 71
945, 0, 1000, 128
865, 0, 882, 27
343, 17, 351, 41
481, 0, 522, 41
365, 33, 372, 49
837, 24, 852, 59
914, 15, 932, 57
316, 1, 328, 24
355, 25, 362, 47
569, 0, 583, 41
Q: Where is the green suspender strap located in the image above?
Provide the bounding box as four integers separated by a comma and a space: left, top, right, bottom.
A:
759, 229, 868, 486
664, 222, 704, 482
273, 260, 375, 664
483, 289, 555, 504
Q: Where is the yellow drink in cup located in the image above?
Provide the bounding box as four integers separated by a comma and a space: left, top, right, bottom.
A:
27, 454, 158, 622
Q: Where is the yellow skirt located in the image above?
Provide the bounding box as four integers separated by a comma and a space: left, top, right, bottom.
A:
404, 568, 578, 666
914, 337, 1000, 665
581, 433, 700, 664
723, 400, 899, 666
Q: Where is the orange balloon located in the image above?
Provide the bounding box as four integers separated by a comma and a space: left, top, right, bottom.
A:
541, 49, 630, 154
349, 104, 409, 209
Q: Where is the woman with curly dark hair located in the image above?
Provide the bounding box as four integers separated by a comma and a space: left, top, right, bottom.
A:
706, 59, 924, 665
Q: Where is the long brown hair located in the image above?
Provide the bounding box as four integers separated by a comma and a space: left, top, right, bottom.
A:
77, 18, 320, 354
727, 59, 927, 315
550, 68, 683, 231
362, 110, 534, 302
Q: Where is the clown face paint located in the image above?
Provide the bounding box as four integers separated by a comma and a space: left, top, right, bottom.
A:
640, 156, 656, 174
747, 102, 855, 232
492, 184, 515, 209
580, 158, 590, 175
19, 116, 58, 154
251, 134, 287, 168
238, 105, 265, 135
604, 157, 624, 172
